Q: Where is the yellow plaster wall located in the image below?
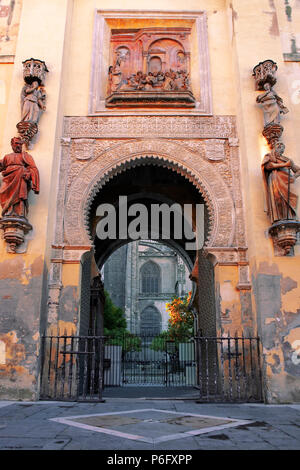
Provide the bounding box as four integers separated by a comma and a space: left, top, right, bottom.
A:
227, 0, 300, 402
0, 64, 13, 151
0, 0, 73, 399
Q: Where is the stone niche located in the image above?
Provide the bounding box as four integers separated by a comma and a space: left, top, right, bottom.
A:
106, 27, 195, 108
89, 10, 212, 114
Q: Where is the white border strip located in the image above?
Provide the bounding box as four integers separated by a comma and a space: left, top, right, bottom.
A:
50, 408, 253, 444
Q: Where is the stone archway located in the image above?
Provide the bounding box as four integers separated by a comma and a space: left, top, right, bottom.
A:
62, 139, 236, 248
49, 121, 252, 336
42, 117, 259, 401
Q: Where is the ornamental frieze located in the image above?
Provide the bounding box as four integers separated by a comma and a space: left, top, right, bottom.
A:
63, 115, 237, 140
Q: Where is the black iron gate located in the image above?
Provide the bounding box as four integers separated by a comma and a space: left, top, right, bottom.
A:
39, 332, 263, 402
103, 333, 196, 387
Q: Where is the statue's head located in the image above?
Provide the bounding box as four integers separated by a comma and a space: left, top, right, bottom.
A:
11, 137, 23, 153
263, 82, 271, 91
274, 141, 285, 156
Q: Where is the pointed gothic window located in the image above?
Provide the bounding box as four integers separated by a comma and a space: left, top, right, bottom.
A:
140, 261, 160, 294
140, 306, 161, 335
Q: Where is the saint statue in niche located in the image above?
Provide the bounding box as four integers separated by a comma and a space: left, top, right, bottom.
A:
0, 137, 39, 218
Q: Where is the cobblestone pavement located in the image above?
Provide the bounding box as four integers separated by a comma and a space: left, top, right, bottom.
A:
0, 390, 299, 451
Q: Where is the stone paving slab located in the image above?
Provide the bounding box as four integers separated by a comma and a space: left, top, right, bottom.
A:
0, 399, 299, 450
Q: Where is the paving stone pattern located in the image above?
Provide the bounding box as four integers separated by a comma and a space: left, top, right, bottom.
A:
0, 397, 299, 450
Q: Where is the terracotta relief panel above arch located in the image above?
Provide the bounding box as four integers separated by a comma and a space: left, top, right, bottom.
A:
89, 10, 212, 114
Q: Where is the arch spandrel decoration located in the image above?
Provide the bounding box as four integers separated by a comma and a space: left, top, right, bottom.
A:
62, 139, 236, 249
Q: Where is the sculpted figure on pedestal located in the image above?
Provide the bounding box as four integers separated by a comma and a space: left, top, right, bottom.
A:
253, 59, 300, 255
21, 79, 46, 125
256, 82, 289, 127
16, 58, 48, 147
261, 143, 299, 224
0, 137, 40, 219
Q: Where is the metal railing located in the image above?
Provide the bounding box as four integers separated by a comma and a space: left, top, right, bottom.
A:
39, 332, 263, 402
194, 333, 263, 403
39, 334, 105, 402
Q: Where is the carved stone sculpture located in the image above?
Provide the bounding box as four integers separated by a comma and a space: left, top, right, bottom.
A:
256, 82, 289, 128
262, 144, 299, 224
106, 28, 195, 108
0, 137, 40, 252
16, 58, 48, 147
254, 60, 300, 255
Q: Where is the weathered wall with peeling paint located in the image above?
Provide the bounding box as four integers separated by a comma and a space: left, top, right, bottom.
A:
0, 0, 73, 399
0, 0, 299, 402
228, 0, 300, 402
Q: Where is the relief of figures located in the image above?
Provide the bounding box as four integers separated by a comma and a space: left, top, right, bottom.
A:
106, 28, 195, 107
110, 69, 191, 93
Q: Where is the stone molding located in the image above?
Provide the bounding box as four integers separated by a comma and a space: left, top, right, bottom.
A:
63, 115, 236, 139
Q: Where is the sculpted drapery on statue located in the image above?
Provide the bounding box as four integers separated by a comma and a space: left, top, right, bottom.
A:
0, 59, 46, 252
0, 137, 40, 252
256, 82, 289, 127
21, 80, 46, 124
253, 59, 300, 255
16, 58, 48, 148
0, 137, 40, 218
262, 143, 300, 224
